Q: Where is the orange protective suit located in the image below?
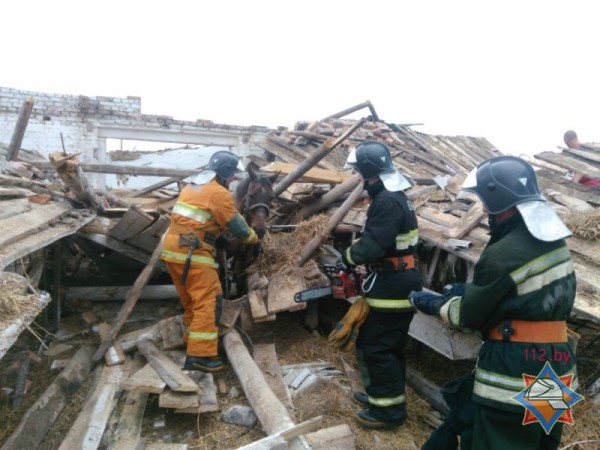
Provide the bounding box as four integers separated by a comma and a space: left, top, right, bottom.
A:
161, 179, 258, 357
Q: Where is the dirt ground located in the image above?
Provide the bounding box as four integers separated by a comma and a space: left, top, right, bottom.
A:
1, 301, 599, 450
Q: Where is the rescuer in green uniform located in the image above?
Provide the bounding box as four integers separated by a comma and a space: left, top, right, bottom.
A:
338, 141, 423, 428
411, 156, 578, 449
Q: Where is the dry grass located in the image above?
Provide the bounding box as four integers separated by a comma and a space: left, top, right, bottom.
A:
255, 214, 330, 276
0, 277, 39, 327
564, 209, 600, 240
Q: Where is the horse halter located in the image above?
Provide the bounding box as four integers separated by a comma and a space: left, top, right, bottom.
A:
245, 202, 271, 217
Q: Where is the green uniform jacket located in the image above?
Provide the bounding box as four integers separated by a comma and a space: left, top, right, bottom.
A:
439, 214, 578, 413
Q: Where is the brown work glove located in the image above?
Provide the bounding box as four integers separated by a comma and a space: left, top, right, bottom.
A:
328, 296, 369, 352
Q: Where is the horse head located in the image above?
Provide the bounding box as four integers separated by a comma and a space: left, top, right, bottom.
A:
244, 163, 278, 238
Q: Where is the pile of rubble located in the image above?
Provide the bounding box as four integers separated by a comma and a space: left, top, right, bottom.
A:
1, 101, 599, 449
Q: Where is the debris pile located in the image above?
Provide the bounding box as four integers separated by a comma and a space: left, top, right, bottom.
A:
1, 101, 599, 449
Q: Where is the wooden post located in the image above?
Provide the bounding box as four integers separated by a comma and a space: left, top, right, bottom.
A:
273, 118, 366, 197
7, 96, 34, 161
92, 232, 167, 362
49, 152, 106, 212
296, 182, 365, 267
406, 366, 449, 415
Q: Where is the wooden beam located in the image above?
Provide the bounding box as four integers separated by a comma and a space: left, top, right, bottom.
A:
7, 96, 34, 161
92, 232, 167, 362
261, 161, 353, 185
237, 416, 324, 450
58, 362, 129, 450
109, 356, 148, 450
297, 182, 364, 266
321, 100, 379, 122
2, 346, 95, 450
406, 365, 449, 415
253, 343, 294, 415
273, 118, 366, 197
29, 160, 202, 178
65, 284, 179, 302
223, 330, 296, 434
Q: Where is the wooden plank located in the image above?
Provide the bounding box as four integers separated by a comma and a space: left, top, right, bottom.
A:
0, 291, 51, 359
238, 416, 324, 450
248, 288, 270, 319
408, 311, 482, 360
535, 151, 600, 179
563, 147, 600, 165
159, 389, 199, 409
253, 343, 294, 415
2, 346, 95, 450
109, 355, 148, 450
136, 340, 198, 392
0, 202, 71, 249
174, 373, 219, 414
443, 201, 485, 239
262, 161, 352, 185
126, 214, 170, 253
58, 362, 129, 450
121, 362, 167, 394
118, 315, 184, 352
79, 232, 153, 265
304, 424, 355, 450
108, 205, 155, 241
159, 315, 186, 350
267, 271, 306, 314
98, 322, 127, 366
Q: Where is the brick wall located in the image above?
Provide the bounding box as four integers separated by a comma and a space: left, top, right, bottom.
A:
0, 87, 269, 187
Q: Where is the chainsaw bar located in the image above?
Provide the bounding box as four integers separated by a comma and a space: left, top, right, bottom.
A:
294, 286, 333, 303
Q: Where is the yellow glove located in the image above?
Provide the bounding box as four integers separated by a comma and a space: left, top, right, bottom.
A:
328, 296, 369, 351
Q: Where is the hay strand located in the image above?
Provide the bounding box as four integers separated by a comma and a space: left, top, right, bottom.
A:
564, 209, 600, 240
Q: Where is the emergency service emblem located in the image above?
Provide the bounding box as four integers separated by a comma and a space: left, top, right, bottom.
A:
512, 361, 583, 434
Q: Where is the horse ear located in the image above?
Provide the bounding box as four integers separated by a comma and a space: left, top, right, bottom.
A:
247, 161, 259, 180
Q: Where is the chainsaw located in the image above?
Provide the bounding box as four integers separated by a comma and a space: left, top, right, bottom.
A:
294, 264, 362, 303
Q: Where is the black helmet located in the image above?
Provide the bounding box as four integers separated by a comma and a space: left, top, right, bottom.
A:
461, 155, 545, 214
206, 151, 243, 180
346, 141, 395, 180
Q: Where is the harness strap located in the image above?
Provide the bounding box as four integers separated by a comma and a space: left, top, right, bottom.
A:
488, 320, 567, 343
169, 222, 217, 247
369, 255, 415, 272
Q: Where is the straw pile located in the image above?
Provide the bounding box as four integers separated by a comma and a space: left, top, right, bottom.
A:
0, 273, 38, 326
256, 214, 330, 276
564, 209, 600, 240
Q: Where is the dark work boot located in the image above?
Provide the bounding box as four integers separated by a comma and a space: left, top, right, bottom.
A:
353, 391, 370, 407
356, 409, 405, 429
183, 355, 224, 372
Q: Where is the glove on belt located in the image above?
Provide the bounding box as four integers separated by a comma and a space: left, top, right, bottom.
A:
328, 296, 369, 351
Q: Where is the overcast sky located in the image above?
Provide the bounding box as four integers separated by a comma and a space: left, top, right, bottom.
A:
2, 0, 598, 156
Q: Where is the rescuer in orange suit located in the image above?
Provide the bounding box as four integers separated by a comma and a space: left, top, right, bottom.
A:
161, 151, 259, 372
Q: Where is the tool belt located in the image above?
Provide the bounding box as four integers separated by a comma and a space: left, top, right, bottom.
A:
170, 222, 217, 247
488, 320, 568, 343
369, 255, 415, 272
